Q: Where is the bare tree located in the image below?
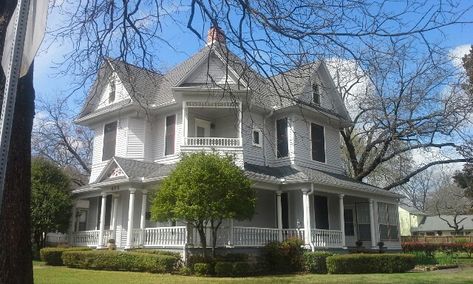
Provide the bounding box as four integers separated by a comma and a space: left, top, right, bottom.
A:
426, 184, 472, 235
33, 98, 92, 186
46, 0, 473, 192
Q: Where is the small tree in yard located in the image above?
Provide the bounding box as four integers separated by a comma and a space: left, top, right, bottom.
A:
31, 158, 72, 255
151, 152, 255, 257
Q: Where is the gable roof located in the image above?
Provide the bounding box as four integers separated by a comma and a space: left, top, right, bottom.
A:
413, 215, 473, 232
78, 44, 351, 123
400, 205, 426, 215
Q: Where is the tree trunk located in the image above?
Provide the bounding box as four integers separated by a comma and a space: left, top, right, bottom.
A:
197, 225, 207, 258
0, 1, 35, 283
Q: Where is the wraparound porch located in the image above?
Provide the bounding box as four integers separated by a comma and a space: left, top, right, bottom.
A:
69, 226, 344, 249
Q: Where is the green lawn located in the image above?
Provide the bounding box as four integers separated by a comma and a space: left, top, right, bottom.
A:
33, 262, 473, 284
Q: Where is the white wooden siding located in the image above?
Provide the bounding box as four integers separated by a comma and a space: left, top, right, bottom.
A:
242, 110, 266, 166
126, 118, 145, 160
183, 54, 237, 86
292, 114, 344, 173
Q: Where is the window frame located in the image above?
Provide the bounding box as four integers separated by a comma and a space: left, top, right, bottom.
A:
377, 202, 400, 241
102, 121, 117, 161
275, 117, 289, 158
108, 80, 116, 104
312, 83, 321, 105
310, 122, 326, 163
164, 114, 176, 156
252, 128, 262, 147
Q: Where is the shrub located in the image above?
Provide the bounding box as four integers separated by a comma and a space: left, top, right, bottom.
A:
129, 249, 181, 259
217, 253, 248, 262
193, 262, 213, 276
263, 238, 305, 273
233, 261, 252, 276
62, 250, 178, 273
326, 254, 416, 274
402, 242, 438, 256
304, 251, 334, 274
40, 247, 92, 266
410, 251, 436, 265
214, 261, 234, 276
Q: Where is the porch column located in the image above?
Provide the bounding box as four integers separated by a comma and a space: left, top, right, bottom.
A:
228, 219, 234, 246
110, 193, 119, 241
238, 102, 242, 145
182, 101, 188, 140
276, 191, 283, 241
68, 202, 77, 245
369, 199, 377, 248
339, 194, 346, 248
302, 188, 312, 246
126, 188, 136, 249
98, 192, 108, 248
139, 190, 148, 246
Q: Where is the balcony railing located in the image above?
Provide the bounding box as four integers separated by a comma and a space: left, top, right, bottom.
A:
183, 137, 241, 147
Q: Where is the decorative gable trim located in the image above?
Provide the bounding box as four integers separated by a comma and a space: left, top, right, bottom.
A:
95, 157, 129, 183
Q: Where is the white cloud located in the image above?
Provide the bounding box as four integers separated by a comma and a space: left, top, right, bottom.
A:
449, 44, 471, 68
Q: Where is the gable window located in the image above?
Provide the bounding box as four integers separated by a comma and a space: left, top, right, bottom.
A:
314, 195, 329, 229
252, 129, 262, 147
312, 83, 320, 105
165, 115, 176, 155
102, 121, 117, 161
311, 123, 325, 163
276, 118, 288, 158
109, 81, 116, 104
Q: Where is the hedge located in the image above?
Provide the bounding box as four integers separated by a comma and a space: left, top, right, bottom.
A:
193, 262, 213, 276
128, 249, 181, 259
262, 238, 305, 273
40, 247, 92, 266
402, 242, 473, 256
304, 251, 334, 274
326, 254, 416, 274
233, 261, 252, 276
62, 250, 178, 273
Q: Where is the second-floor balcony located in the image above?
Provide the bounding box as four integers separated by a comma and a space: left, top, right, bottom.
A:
181, 101, 242, 152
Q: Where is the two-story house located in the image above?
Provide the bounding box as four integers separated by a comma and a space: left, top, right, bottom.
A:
69, 27, 402, 252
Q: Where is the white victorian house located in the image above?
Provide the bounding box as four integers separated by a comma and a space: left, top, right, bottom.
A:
69, 27, 402, 253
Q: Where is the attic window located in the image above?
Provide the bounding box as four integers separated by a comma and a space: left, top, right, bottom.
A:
109, 81, 116, 104
312, 83, 320, 105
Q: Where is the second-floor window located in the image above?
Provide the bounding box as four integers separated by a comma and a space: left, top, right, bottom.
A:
165, 115, 176, 155
109, 81, 116, 104
311, 123, 325, 163
276, 118, 288, 158
102, 121, 117, 161
252, 129, 262, 147
312, 83, 320, 105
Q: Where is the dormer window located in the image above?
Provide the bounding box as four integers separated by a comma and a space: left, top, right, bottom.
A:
109, 81, 116, 104
252, 128, 262, 147
312, 83, 320, 105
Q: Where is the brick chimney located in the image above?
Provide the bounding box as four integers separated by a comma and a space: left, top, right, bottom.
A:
207, 25, 226, 45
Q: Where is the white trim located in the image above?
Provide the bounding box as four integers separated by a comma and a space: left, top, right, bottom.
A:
164, 114, 177, 156
309, 122, 327, 164
252, 128, 262, 147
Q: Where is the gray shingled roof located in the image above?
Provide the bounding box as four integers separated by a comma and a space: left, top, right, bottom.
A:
413, 215, 473, 232
78, 44, 351, 121
244, 163, 401, 198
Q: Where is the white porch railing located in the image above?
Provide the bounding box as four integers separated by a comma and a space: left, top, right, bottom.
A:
311, 229, 344, 247
184, 137, 241, 147
144, 226, 187, 247
70, 227, 343, 249
71, 230, 99, 247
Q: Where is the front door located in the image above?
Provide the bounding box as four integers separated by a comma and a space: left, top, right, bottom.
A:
344, 206, 357, 246
195, 118, 211, 137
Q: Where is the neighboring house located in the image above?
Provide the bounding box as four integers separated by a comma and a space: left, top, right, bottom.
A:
412, 215, 473, 236
398, 205, 426, 236
69, 27, 402, 252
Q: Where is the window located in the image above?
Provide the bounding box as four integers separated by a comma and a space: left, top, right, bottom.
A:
378, 202, 399, 241
314, 195, 329, 229
356, 202, 372, 241
252, 129, 262, 147
312, 83, 320, 105
102, 121, 117, 161
344, 209, 355, 236
165, 115, 176, 155
276, 118, 288, 158
311, 123, 325, 162
109, 81, 116, 103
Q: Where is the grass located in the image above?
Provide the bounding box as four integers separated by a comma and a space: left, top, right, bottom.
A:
33, 262, 473, 284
